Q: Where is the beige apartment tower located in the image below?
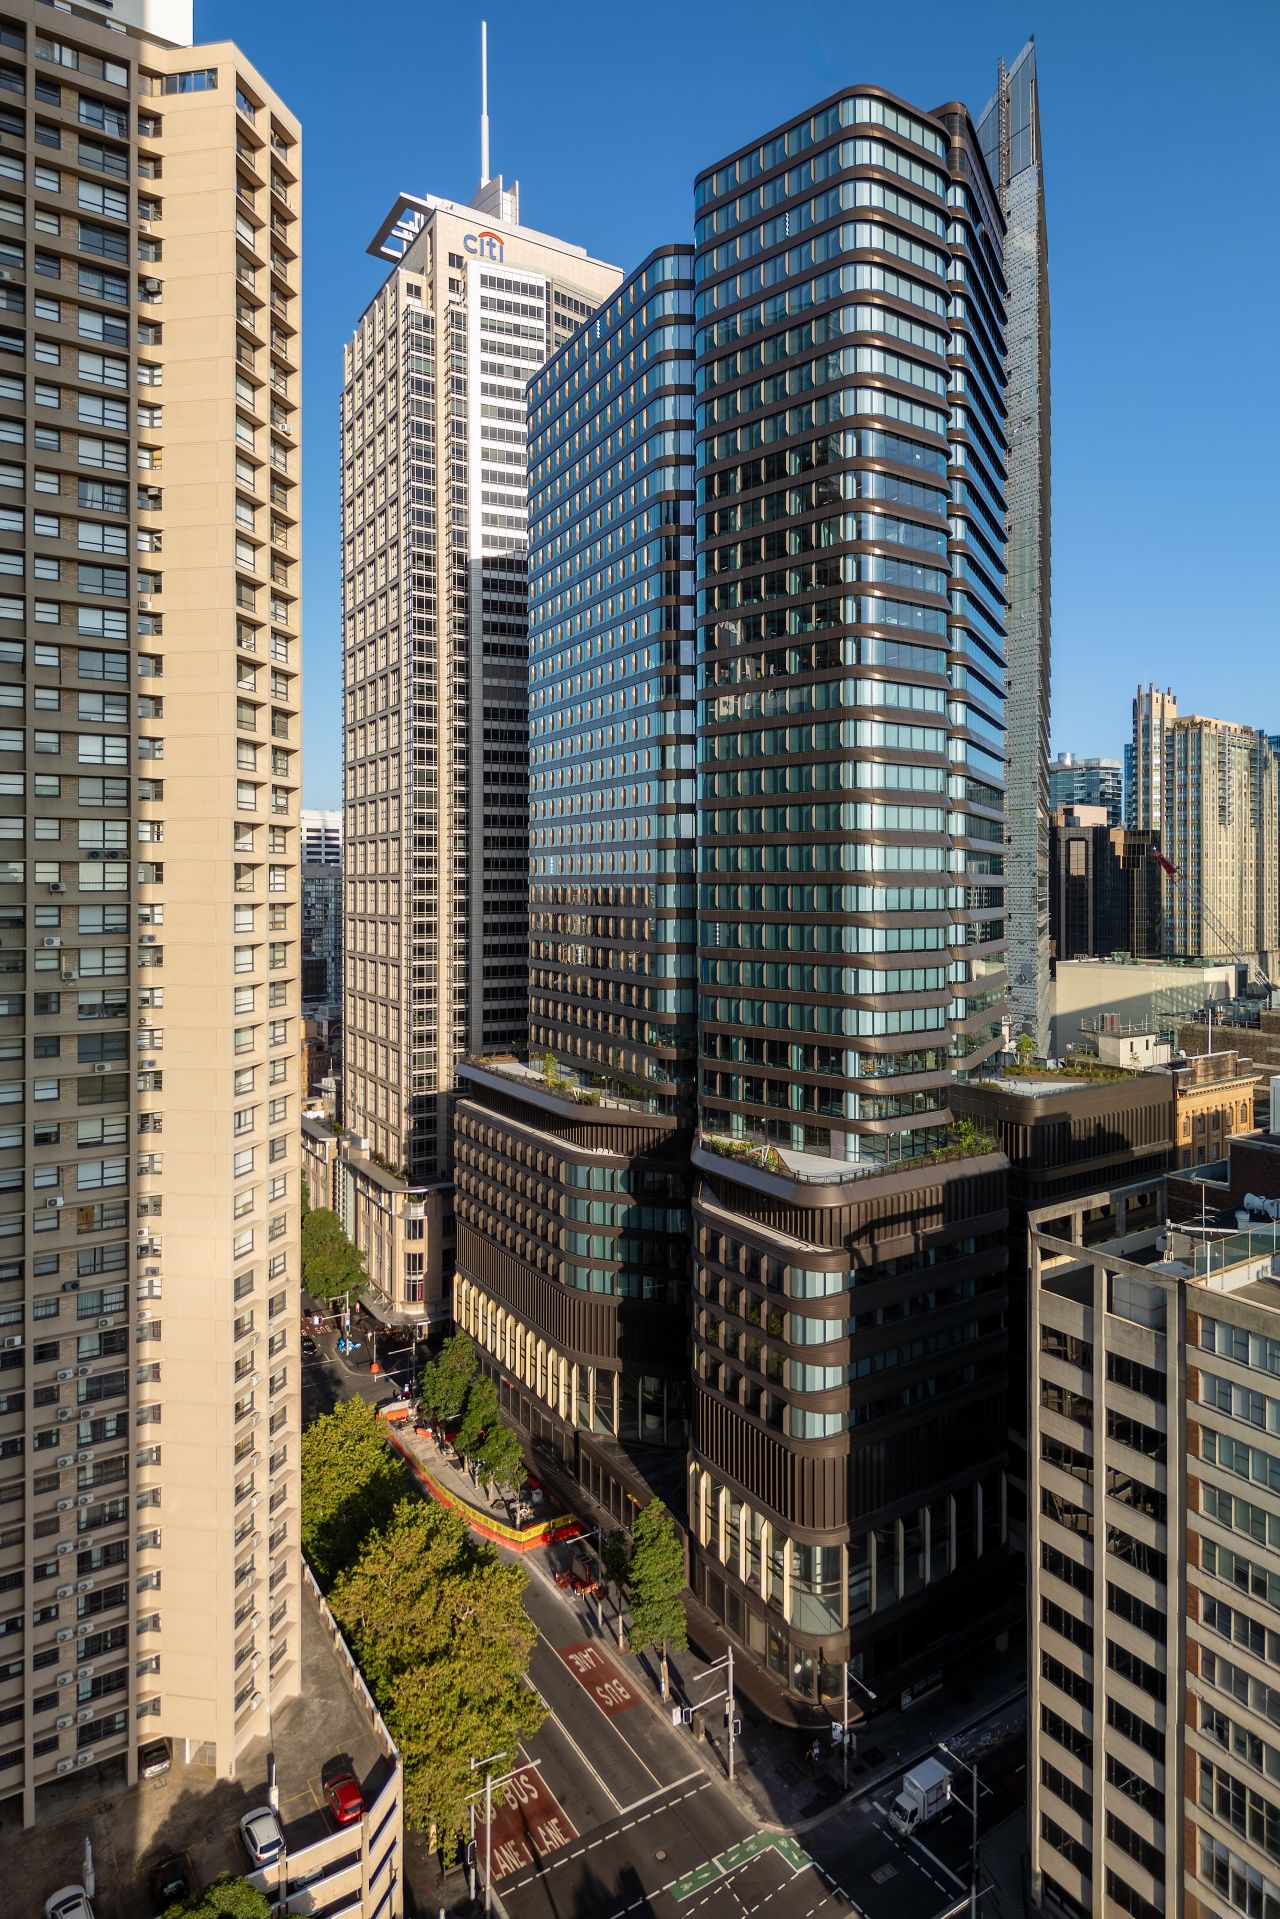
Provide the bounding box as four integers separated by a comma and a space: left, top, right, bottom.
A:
339, 159, 619, 1326
0, 0, 302, 1817
1162, 714, 1280, 976
1127, 683, 1176, 834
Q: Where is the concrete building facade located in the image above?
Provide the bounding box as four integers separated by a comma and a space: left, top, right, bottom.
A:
0, 0, 303, 1817
1029, 1183, 1280, 1919
978, 41, 1051, 1053
1126, 683, 1176, 834
338, 152, 620, 1333
1163, 715, 1280, 977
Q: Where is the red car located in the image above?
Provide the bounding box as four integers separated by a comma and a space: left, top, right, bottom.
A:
324, 1770, 366, 1827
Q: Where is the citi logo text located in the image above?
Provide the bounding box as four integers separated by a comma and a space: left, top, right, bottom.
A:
464, 229, 505, 262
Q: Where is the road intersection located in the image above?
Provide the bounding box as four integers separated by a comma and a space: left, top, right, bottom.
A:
299, 1314, 1024, 1918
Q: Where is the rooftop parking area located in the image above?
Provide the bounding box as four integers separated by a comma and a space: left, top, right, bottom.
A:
8, 1583, 394, 1919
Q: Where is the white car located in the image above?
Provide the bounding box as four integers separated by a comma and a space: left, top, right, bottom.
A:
45, 1891, 95, 1919
239, 1805, 285, 1867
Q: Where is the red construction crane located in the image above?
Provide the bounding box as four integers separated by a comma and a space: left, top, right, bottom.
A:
1150, 846, 1278, 998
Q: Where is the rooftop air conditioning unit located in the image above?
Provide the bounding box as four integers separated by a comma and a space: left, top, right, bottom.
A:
77, 1751, 96, 1766
76, 1494, 92, 1507
78, 1664, 94, 1680
56, 1367, 72, 1381
61, 969, 78, 982
57, 1628, 73, 1643
77, 1365, 91, 1377
145, 1267, 160, 1278
57, 1454, 73, 1469
2, 1336, 20, 1350
56, 1718, 73, 1734
56, 1542, 72, 1556
56, 1498, 73, 1512
42, 936, 62, 949
92, 1063, 109, 1074
141, 1059, 157, 1069
76, 1450, 94, 1463
57, 1408, 72, 1422
47, 1196, 64, 1209
97, 1316, 114, 1330
57, 1585, 74, 1600
48, 882, 65, 893
76, 1579, 93, 1593
57, 1674, 74, 1688
140, 935, 157, 945
136, 1229, 150, 1242
56, 1758, 74, 1774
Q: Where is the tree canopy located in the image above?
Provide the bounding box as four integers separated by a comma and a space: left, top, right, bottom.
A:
627, 1498, 688, 1700
454, 1373, 500, 1464
601, 1528, 631, 1649
416, 1328, 479, 1424
475, 1420, 525, 1499
300, 1395, 403, 1588
164, 1877, 271, 1919
329, 1499, 543, 1842
300, 1206, 367, 1306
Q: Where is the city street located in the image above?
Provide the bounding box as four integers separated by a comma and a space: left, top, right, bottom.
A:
301, 1321, 1025, 1919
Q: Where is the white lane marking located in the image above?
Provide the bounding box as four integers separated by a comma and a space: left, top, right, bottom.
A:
907, 1830, 965, 1888
523, 1669, 622, 1812
534, 1622, 665, 1789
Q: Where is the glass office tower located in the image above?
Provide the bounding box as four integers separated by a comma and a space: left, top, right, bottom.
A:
978, 41, 1051, 1051
453, 250, 698, 1512
687, 89, 1012, 1703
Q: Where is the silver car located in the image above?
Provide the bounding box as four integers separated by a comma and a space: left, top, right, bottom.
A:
44, 1890, 95, 1919
239, 1804, 285, 1867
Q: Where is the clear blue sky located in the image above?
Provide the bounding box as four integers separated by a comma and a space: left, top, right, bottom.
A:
200, 0, 1278, 808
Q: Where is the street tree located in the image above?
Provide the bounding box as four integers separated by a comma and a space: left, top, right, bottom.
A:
600, 1528, 631, 1650
164, 1876, 271, 1919
416, 1328, 478, 1425
300, 1206, 367, 1306
454, 1372, 501, 1474
627, 1498, 688, 1701
329, 1500, 543, 1843
476, 1420, 526, 1510
300, 1396, 402, 1588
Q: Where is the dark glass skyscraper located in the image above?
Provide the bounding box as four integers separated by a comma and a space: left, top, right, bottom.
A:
453, 251, 698, 1502
687, 89, 1012, 1705
979, 41, 1051, 1051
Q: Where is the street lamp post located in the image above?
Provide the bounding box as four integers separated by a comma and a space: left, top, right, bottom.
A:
839, 1666, 877, 1791
468, 1753, 541, 1917
691, 1649, 738, 1783
939, 1740, 979, 1919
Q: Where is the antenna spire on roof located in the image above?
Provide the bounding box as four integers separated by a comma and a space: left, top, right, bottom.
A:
480, 20, 490, 188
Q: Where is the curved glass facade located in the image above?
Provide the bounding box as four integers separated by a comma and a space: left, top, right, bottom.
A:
694, 88, 1008, 1173
688, 89, 1013, 1709
526, 249, 697, 1109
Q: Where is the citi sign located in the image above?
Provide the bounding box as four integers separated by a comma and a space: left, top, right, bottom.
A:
464, 229, 505, 263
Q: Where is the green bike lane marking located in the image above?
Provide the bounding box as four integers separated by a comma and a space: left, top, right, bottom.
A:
670, 1829, 811, 1900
